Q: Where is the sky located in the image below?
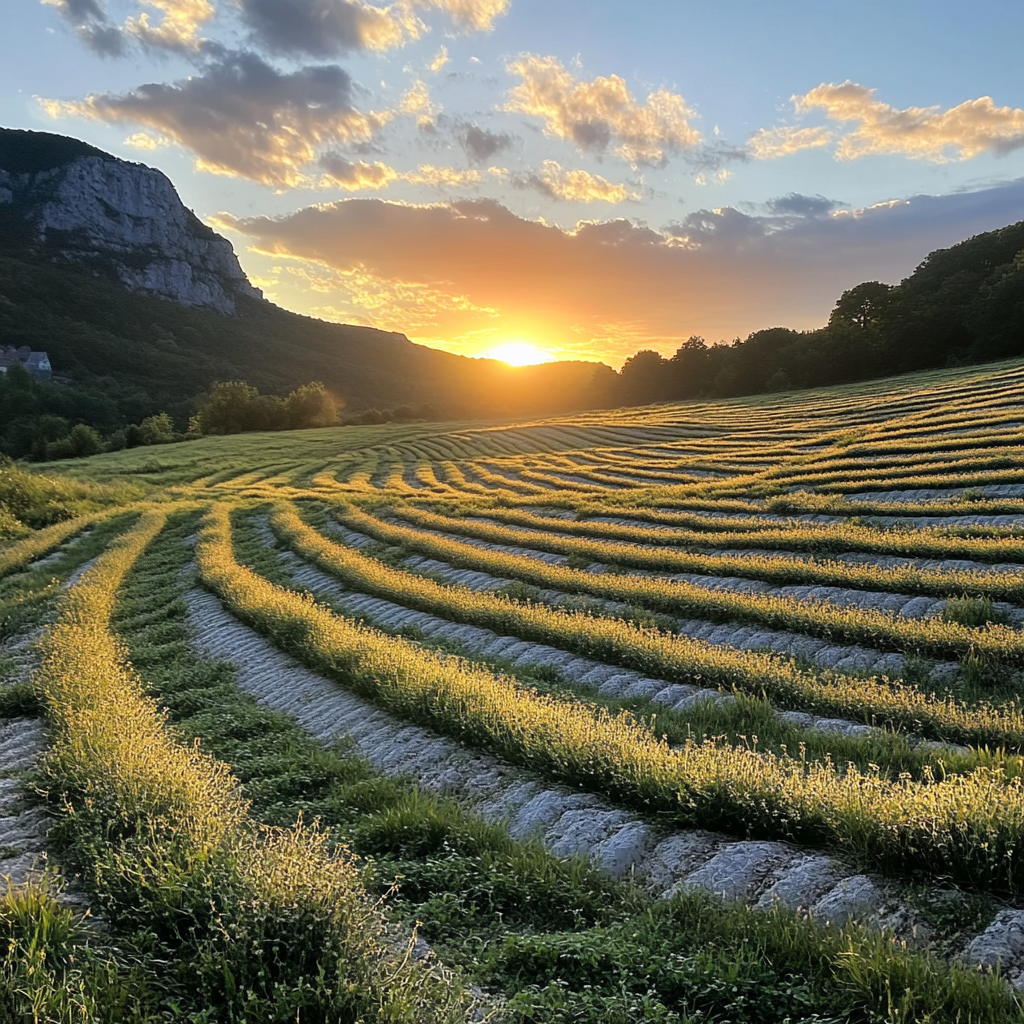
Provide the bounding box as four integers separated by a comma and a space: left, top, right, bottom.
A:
4, 0, 1024, 368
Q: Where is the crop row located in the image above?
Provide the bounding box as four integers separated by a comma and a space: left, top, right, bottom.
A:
34, 508, 451, 1021
348, 505, 1024, 666
454, 503, 1024, 564
399, 505, 1024, 600
201, 502, 1024, 898
0, 512, 101, 580
267, 502, 1024, 747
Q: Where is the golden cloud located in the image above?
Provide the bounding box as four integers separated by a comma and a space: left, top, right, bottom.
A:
504, 54, 701, 166
405, 164, 481, 187
429, 45, 450, 72
516, 160, 637, 203
217, 184, 1024, 362
748, 124, 833, 160
319, 156, 400, 190
398, 78, 440, 130
122, 130, 169, 150
415, 0, 508, 33
123, 0, 214, 51
769, 82, 1024, 162
40, 51, 388, 187
318, 155, 480, 191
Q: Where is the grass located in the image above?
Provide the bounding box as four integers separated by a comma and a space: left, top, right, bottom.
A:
116, 510, 1024, 1024
198, 502, 1024, 899
341, 504, 1024, 670
271, 502, 1024, 749
32, 509, 464, 1023
241, 506, 988, 781
17, 354, 1024, 1019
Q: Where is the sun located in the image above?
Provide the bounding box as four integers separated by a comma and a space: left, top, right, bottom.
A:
483, 342, 553, 367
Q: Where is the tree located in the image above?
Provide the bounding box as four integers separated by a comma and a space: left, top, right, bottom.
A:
192, 381, 263, 434
285, 382, 337, 429
138, 412, 176, 445
619, 350, 669, 404
828, 281, 895, 332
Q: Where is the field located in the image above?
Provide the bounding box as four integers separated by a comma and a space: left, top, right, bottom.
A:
7, 357, 1024, 1021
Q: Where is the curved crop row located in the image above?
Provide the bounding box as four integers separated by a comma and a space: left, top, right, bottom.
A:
36, 508, 457, 1023
0, 512, 104, 580
203, 503, 1024, 897
468, 503, 1024, 564
347, 505, 1024, 666
399, 505, 1024, 601
269, 502, 1024, 747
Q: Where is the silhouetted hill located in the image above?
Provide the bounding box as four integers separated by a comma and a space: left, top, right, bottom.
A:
0, 128, 607, 455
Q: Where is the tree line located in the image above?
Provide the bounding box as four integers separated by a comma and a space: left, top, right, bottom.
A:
591, 219, 1024, 407
0, 370, 340, 461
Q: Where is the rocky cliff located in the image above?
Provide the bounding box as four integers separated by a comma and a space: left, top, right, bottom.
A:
0, 128, 262, 314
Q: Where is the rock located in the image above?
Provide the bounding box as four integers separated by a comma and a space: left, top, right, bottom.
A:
1, 135, 262, 313
756, 855, 842, 911
811, 875, 880, 926
963, 910, 1024, 974
680, 841, 794, 901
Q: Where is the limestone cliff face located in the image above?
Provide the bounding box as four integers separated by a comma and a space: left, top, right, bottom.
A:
0, 133, 262, 313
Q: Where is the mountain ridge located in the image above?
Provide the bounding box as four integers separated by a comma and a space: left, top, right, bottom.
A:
0, 127, 609, 457
0, 127, 262, 313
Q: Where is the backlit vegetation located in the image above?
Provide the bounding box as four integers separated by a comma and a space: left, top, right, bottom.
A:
10, 356, 1024, 1018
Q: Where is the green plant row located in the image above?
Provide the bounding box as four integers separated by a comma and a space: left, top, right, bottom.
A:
203, 503, 1024, 899
271, 502, 1024, 748
0, 512, 103, 580
119, 513, 1023, 1024
516, 498, 1024, 552
35, 508, 459, 1023
402, 504, 1024, 601
347, 505, 1024, 667
763, 444, 1024, 482
246, 509, 977, 779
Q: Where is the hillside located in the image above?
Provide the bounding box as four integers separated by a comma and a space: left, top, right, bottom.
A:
0, 127, 607, 441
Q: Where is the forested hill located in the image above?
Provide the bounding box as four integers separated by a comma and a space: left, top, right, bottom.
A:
606, 218, 1024, 406
0, 127, 607, 457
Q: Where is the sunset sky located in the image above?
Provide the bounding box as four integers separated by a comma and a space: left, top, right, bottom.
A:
4, 0, 1024, 366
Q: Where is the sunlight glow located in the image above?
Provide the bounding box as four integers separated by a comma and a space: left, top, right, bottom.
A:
483, 342, 553, 366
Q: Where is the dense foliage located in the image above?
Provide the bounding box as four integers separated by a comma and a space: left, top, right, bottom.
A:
603, 219, 1024, 404
0, 252, 605, 436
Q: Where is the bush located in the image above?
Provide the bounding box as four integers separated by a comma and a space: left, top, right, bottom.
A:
138, 412, 177, 445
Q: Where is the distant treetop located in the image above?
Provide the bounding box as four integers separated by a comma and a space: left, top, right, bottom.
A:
0, 127, 109, 175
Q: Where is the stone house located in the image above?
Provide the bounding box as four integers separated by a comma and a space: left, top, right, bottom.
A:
0, 345, 52, 380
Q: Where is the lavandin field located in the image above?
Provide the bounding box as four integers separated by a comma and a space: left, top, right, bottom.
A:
8, 357, 1024, 1021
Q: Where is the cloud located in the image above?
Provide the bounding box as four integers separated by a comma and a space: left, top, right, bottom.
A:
759, 82, 1024, 162
511, 160, 637, 203
429, 45, 449, 72
749, 124, 832, 159
235, 0, 411, 57
318, 154, 479, 191
40, 50, 386, 187
404, 164, 480, 187
217, 178, 1024, 361
234, 0, 506, 59
459, 122, 515, 163
416, 0, 508, 33
123, 0, 214, 52
319, 154, 400, 190
123, 130, 171, 150
42, 0, 127, 55
504, 54, 701, 166
766, 193, 839, 217
399, 78, 440, 130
